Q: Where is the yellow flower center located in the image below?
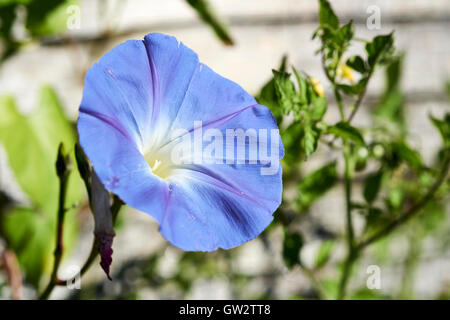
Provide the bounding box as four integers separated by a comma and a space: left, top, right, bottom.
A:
145, 148, 174, 181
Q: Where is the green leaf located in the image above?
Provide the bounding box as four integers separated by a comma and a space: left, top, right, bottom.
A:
367, 207, 384, 222
346, 55, 368, 74
1, 208, 53, 286
373, 55, 405, 131
303, 118, 319, 158
0, 1, 32, 6
320, 278, 339, 299
0, 4, 22, 62
297, 161, 337, 210
388, 187, 404, 210
281, 122, 304, 165
292, 67, 309, 105
282, 230, 304, 269
26, 0, 78, 37
336, 82, 364, 96
419, 201, 446, 234
257, 56, 288, 124
328, 121, 365, 145
0, 95, 53, 209
0, 87, 83, 286
392, 142, 423, 170
374, 91, 405, 129
314, 240, 334, 269
429, 113, 450, 148
318, 0, 339, 30
273, 70, 298, 114
310, 94, 327, 121
363, 170, 384, 204
336, 21, 354, 46
365, 33, 395, 67
185, 0, 234, 45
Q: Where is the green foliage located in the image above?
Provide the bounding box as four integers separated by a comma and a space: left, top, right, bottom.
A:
26, 0, 78, 37
373, 55, 405, 133
185, 0, 234, 45
0, 0, 77, 62
327, 122, 365, 145
365, 33, 395, 68
271, 67, 328, 159
391, 142, 423, 170
257, 56, 288, 124
262, 0, 450, 300
282, 230, 304, 269
0, 0, 232, 64
314, 0, 354, 80
318, 0, 339, 30
297, 162, 337, 211
273, 70, 298, 115
363, 170, 384, 204
303, 119, 320, 158
280, 122, 304, 166
346, 55, 368, 74
0, 86, 83, 286
430, 113, 450, 148
314, 240, 334, 269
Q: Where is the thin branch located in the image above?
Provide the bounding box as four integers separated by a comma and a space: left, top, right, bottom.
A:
346, 77, 370, 123
337, 143, 356, 300
358, 151, 450, 250
300, 265, 326, 299
38, 158, 70, 300
1, 249, 23, 300
337, 250, 358, 300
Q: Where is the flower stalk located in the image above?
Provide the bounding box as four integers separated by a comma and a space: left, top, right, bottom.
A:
39, 144, 71, 300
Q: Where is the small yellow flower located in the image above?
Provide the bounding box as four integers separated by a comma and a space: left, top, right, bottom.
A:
310, 77, 324, 97
338, 64, 355, 83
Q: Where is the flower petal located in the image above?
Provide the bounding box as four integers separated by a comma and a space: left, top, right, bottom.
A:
77, 111, 169, 224
160, 170, 278, 251
80, 40, 156, 150
159, 105, 283, 251
143, 34, 258, 143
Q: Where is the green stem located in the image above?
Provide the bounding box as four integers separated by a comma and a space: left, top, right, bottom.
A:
38, 170, 69, 300
300, 266, 326, 299
347, 61, 376, 123
344, 146, 355, 248
336, 149, 449, 300
334, 88, 345, 119
337, 142, 356, 299
358, 150, 450, 249
337, 249, 358, 300
399, 229, 422, 299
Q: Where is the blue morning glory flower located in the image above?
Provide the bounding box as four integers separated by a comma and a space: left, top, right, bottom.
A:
77, 33, 284, 251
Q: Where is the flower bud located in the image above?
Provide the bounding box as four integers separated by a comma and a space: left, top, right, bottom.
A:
310, 77, 325, 97
91, 171, 115, 280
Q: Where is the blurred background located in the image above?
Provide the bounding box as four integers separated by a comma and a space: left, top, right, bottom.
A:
0, 0, 449, 300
